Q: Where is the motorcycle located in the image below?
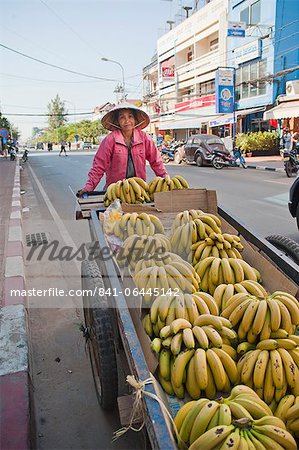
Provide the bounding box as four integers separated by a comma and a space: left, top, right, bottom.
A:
22, 149, 29, 162
280, 148, 299, 177
9, 145, 17, 161
211, 148, 247, 170
161, 140, 185, 164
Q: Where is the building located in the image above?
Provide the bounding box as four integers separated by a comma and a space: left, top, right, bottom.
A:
143, 0, 229, 140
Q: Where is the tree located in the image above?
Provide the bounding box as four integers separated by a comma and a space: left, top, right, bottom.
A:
47, 94, 67, 132
0, 113, 10, 130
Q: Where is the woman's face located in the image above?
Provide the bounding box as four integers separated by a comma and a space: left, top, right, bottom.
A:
118, 109, 136, 132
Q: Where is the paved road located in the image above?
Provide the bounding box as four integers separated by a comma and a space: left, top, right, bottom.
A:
22, 149, 297, 450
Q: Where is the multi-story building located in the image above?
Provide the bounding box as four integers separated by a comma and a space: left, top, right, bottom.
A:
143, 0, 229, 140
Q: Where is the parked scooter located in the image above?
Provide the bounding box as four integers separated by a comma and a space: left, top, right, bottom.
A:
160, 140, 185, 164
280, 148, 299, 177
22, 149, 29, 162
211, 148, 247, 169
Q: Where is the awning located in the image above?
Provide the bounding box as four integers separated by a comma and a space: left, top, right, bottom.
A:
159, 118, 204, 130
263, 100, 299, 120
209, 107, 265, 127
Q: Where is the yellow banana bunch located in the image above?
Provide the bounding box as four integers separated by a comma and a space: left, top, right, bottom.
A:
148, 175, 189, 200
221, 291, 299, 343
192, 232, 244, 264
112, 212, 165, 240
237, 344, 299, 405
117, 233, 171, 269
134, 260, 200, 304
274, 395, 299, 437
213, 281, 268, 312
104, 177, 150, 205
194, 257, 262, 296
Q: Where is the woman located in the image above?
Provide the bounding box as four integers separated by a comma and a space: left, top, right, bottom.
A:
77, 103, 168, 196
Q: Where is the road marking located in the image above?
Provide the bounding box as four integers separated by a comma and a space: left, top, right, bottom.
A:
42, 165, 53, 168
264, 179, 291, 185
28, 164, 80, 272
263, 192, 289, 206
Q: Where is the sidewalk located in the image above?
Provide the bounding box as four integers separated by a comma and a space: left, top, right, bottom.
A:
243, 155, 285, 172
0, 157, 31, 450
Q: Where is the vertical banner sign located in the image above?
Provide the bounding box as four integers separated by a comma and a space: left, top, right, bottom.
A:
161, 56, 175, 79
215, 68, 235, 114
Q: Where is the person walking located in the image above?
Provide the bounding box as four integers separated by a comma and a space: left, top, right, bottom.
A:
280, 127, 292, 152
59, 140, 68, 157
68, 141, 71, 151
77, 102, 168, 196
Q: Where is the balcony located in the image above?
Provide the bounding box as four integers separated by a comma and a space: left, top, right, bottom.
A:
176, 49, 219, 82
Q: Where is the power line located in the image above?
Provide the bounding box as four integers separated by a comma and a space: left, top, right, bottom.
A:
0, 43, 118, 82
3, 112, 93, 117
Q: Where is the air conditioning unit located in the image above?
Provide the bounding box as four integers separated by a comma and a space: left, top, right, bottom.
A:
286, 80, 299, 95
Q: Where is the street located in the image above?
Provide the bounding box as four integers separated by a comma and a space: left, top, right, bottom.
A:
21, 149, 297, 450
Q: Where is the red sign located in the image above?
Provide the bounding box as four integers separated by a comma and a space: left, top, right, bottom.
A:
161, 66, 175, 78
175, 94, 216, 112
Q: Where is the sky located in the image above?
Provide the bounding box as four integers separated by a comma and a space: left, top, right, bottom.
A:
0, 0, 193, 139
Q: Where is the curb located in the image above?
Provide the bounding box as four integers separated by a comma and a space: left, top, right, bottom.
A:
245, 164, 285, 173
0, 158, 31, 450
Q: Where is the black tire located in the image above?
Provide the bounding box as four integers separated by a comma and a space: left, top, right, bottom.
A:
212, 156, 225, 170
285, 161, 294, 177
195, 154, 203, 167
81, 260, 118, 410
266, 235, 299, 265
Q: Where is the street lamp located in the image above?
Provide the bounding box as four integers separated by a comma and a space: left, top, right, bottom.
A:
101, 57, 126, 101
182, 6, 192, 18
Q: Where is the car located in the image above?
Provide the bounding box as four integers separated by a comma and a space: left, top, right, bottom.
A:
36, 142, 44, 150
184, 134, 228, 167
82, 141, 92, 150
289, 176, 299, 230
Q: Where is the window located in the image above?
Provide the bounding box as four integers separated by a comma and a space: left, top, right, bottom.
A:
210, 38, 219, 52
193, 137, 202, 144
199, 80, 215, 96
240, 0, 260, 25
236, 59, 267, 99
187, 48, 193, 62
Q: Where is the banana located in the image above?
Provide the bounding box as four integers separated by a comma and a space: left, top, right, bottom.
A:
219, 428, 240, 450
229, 258, 244, 283
276, 338, 298, 350
183, 328, 195, 349
194, 257, 215, 279
142, 314, 153, 337
221, 293, 250, 318
178, 398, 209, 444
188, 425, 235, 450
185, 356, 201, 400
202, 326, 223, 348
228, 401, 253, 420
250, 429, 285, 450
228, 385, 259, 399
173, 175, 189, 188
221, 344, 237, 361
252, 425, 297, 450
222, 284, 235, 310
189, 401, 221, 445
160, 325, 172, 339
170, 318, 192, 335
192, 326, 209, 350
286, 402, 299, 421
194, 292, 219, 316
277, 348, 297, 388
256, 339, 278, 350
213, 284, 227, 310
277, 301, 293, 334
270, 349, 284, 390
206, 349, 226, 391
263, 362, 275, 405
252, 300, 268, 335
221, 258, 234, 284
229, 298, 252, 328
205, 362, 217, 399
237, 260, 258, 282
172, 349, 195, 388
273, 296, 299, 326
159, 349, 171, 380
260, 314, 272, 349
275, 395, 295, 422
240, 299, 260, 334
193, 348, 209, 390
158, 373, 174, 395
170, 331, 183, 356
158, 293, 175, 322
233, 396, 273, 418
212, 347, 239, 384
240, 280, 266, 298
237, 342, 256, 356
253, 350, 270, 389
267, 298, 282, 332
151, 337, 162, 354
218, 403, 232, 426
194, 314, 223, 331
240, 349, 261, 385
174, 400, 197, 433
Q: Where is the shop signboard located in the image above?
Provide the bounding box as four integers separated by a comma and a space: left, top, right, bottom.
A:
175, 94, 215, 112
235, 39, 261, 65
215, 68, 235, 114
161, 56, 175, 79
228, 21, 246, 37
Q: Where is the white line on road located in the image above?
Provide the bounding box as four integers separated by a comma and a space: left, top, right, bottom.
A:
264, 179, 291, 185
28, 164, 80, 272
42, 165, 53, 168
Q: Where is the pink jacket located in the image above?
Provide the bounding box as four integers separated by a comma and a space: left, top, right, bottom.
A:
84, 128, 167, 190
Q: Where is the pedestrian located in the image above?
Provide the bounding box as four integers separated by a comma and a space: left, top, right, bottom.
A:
59, 140, 68, 156
77, 102, 168, 196
280, 127, 292, 151
68, 141, 71, 151
47, 141, 53, 152
292, 132, 299, 154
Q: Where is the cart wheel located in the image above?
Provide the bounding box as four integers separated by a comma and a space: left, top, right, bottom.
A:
81, 260, 118, 410
266, 235, 299, 265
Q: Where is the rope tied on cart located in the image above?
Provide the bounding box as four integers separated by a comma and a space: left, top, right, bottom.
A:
112, 374, 187, 449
